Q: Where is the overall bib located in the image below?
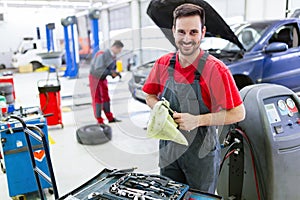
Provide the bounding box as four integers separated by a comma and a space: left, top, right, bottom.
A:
159, 52, 221, 193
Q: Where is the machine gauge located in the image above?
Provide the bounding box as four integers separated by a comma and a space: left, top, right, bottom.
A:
286, 98, 296, 109
277, 100, 287, 111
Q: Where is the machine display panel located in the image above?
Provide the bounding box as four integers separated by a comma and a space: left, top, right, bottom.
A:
264, 103, 281, 124
264, 95, 300, 137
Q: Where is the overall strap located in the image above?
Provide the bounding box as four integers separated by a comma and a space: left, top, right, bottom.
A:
168, 51, 209, 79
194, 51, 209, 80
194, 51, 210, 114
168, 52, 177, 77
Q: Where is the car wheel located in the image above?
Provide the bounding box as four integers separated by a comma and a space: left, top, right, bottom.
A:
31, 61, 43, 71
0, 64, 6, 69
234, 75, 253, 90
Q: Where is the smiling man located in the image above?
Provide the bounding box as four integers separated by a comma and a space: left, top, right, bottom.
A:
142, 3, 245, 193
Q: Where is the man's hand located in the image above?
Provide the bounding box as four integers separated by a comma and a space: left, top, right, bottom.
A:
111, 71, 121, 79
173, 113, 199, 131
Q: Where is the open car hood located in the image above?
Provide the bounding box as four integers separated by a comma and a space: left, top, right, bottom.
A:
147, 0, 244, 50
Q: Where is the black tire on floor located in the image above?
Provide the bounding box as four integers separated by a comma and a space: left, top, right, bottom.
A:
76, 124, 112, 145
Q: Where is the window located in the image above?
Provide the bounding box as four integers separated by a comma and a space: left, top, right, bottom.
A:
270, 23, 300, 48
109, 6, 131, 30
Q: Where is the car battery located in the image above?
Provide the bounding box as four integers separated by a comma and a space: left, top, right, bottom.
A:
0, 107, 52, 198
38, 79, 63, 128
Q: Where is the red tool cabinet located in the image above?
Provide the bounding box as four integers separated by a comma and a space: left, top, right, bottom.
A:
38, 79, 63, 128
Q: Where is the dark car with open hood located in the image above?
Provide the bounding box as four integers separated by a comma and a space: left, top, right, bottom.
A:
128, 0, 300, 103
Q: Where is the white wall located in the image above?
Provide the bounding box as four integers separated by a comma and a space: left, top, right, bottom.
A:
0, 7, 76, 52
208, 0, 300, 21
207, 0, 245, 20
244, 0, 285, 20
288, 0, 300, 17
1, 0, 300, 57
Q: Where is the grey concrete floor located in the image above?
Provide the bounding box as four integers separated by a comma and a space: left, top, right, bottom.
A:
0, 64, 159, 199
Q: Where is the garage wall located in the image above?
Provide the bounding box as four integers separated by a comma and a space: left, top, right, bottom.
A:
245, 0, 285, 20
1, 0, 300, 53
95, 0, 300, 66
207, 0, 245, 21
242, 0, 300, 20
0, 7, 76, 68
1, 0, 300, 68
0, 7, 75, 52
207, 0, 300, 21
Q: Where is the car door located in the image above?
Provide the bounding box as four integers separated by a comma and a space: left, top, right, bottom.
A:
261, 23, 300, 92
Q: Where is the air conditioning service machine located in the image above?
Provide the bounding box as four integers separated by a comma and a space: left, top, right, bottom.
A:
217, 83, 300, 200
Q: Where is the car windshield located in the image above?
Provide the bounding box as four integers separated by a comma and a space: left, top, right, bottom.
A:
202, 21, 273, 52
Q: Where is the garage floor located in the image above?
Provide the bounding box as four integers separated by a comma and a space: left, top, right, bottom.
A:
0, 63, 159, 199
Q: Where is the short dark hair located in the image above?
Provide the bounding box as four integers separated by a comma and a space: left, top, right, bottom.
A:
173, 3, 205, 29
112, 40, 124, 48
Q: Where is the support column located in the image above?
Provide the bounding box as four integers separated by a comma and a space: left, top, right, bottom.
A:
46, 23, 55, 52
131, 0, 141, 51
100, 9, 110, 49
89, 9, 101, 57
131, 0, 142, 67
61, 16, 79, 78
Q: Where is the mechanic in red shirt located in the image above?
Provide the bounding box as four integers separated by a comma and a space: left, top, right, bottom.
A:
143, 3, 245, 193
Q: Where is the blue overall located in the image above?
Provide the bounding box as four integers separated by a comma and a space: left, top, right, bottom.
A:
159, 52, 221, 193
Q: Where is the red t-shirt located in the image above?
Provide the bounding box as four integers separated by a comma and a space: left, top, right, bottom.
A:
142, 51, 243, 113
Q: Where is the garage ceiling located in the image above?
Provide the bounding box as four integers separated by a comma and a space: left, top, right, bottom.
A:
0, 0, 120, 10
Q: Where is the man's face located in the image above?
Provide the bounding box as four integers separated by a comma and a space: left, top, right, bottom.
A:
112, 46, 123, 55
173, 15, 205, 56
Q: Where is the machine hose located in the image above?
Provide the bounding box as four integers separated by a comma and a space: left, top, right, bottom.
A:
41, 92, 50, 112
234, 127, 261, 200
219, 127, 262, 200
219, 141, 239, 175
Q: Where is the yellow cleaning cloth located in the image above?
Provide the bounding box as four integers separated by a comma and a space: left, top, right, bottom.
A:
147, 99, 188, 146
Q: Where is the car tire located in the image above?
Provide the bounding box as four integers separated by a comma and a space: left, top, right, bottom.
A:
31, 61, 43, 71
0, 64, 6, 69
76, 124, 112, 145
234, 75, 253, 90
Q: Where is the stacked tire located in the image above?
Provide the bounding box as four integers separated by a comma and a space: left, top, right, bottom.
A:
0, 83, 14, 104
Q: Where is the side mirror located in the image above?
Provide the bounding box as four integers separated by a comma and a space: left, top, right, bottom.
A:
264, 42, 288, 53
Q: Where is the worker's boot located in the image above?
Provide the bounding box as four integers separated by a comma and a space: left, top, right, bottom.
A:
103, 102, 121, 123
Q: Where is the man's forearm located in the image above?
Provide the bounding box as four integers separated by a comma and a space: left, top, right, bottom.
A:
173, 104, 245, 131
198, 104, 245, 126
145, 94, 159, 109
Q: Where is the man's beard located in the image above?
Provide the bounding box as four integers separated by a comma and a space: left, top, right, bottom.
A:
177, 40, 199, 56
